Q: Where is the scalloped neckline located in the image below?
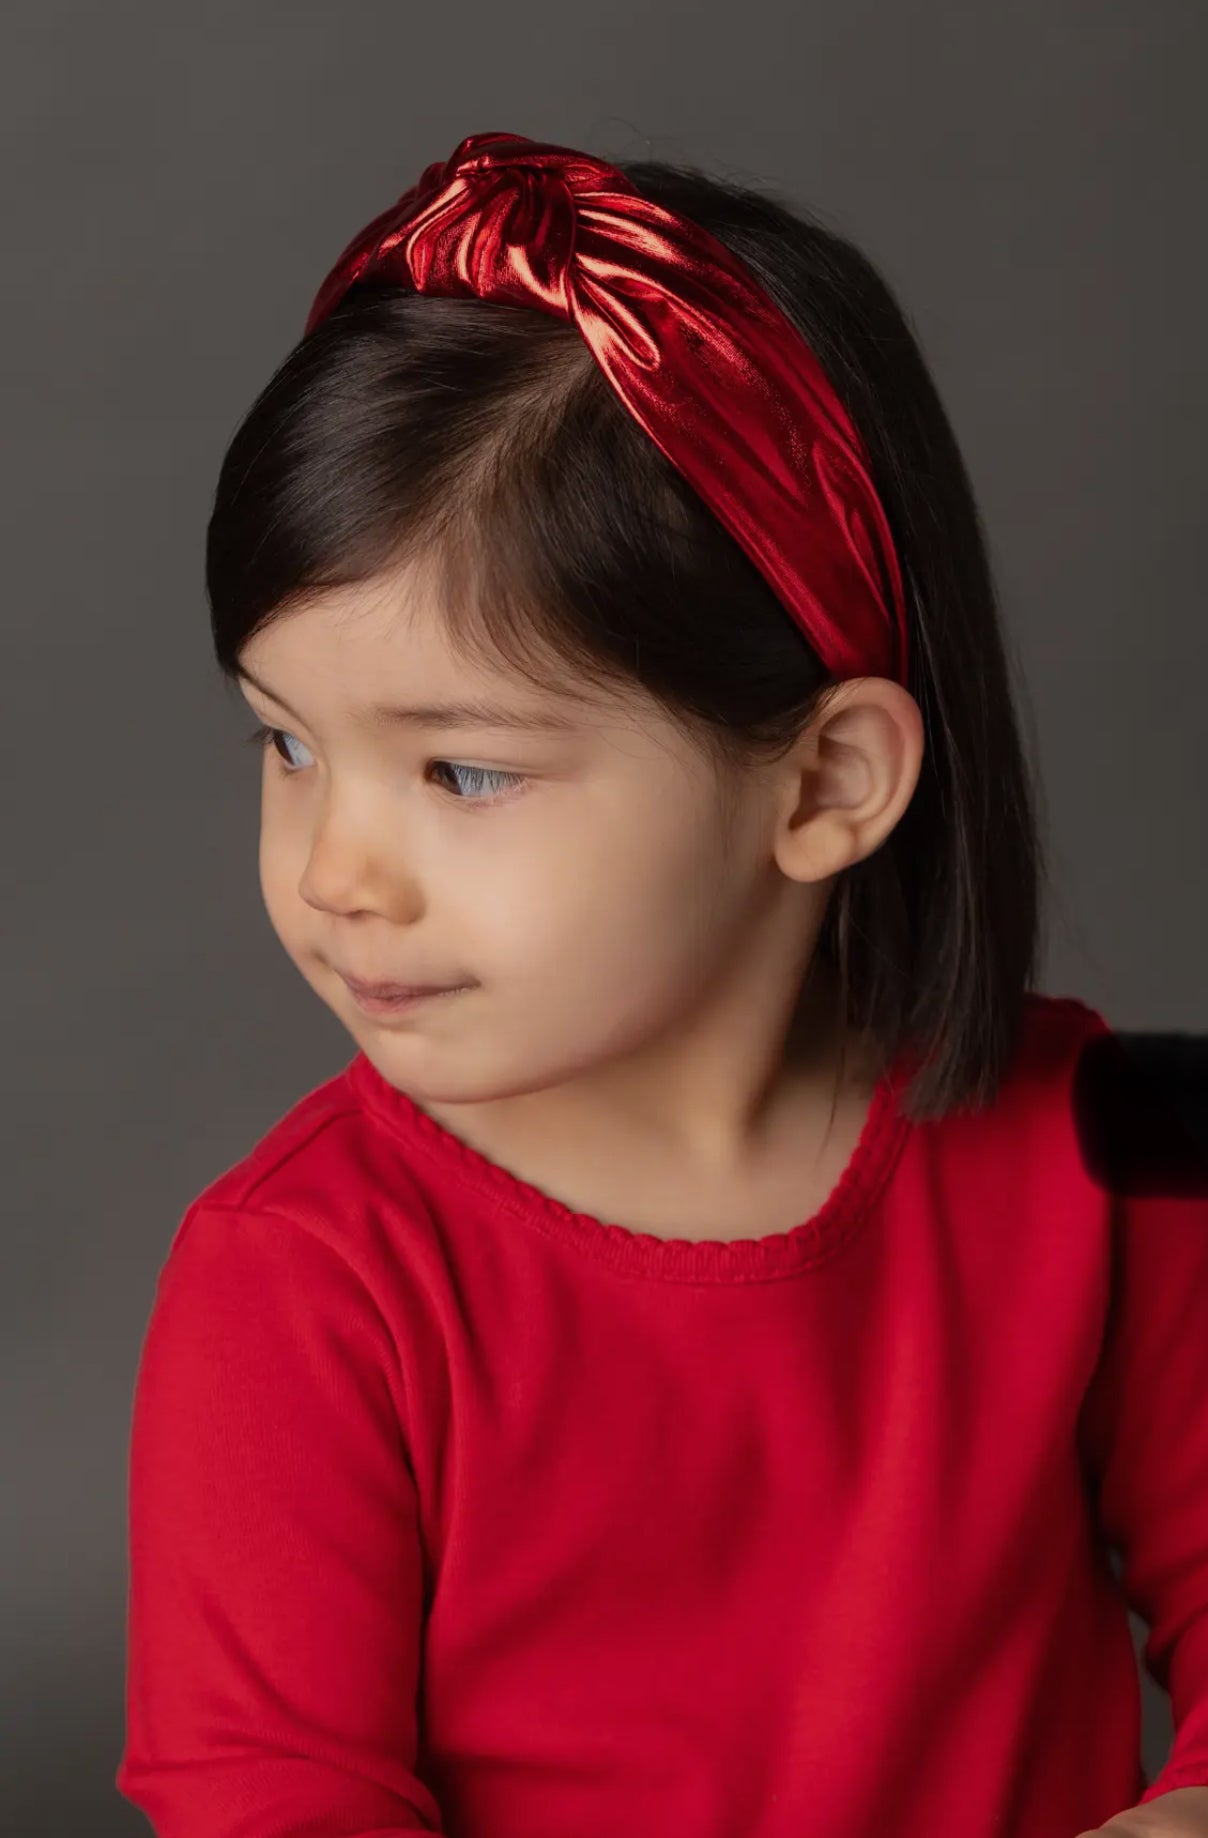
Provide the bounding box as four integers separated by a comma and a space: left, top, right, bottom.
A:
346, 1043, 917, 1284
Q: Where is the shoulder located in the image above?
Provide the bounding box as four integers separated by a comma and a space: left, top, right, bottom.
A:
938, 991, 1118, 1204
1002, 992, 1117, 1150
157, 1055, 433, 1299
921, 990, 1114, 1165
191, 1056, 365, 1215
1015, 989, 1113, 1078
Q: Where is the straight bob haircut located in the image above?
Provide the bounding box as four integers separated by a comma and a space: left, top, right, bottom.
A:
206, 154, 1050, 1125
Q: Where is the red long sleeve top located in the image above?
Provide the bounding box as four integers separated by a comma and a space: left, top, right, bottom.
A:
116, 992, 1208, 1837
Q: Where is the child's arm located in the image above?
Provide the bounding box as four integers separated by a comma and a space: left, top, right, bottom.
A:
1076, 1176, 1208, 1819
1082, 1784, 1208, 1834
115, 1201, 447, 1836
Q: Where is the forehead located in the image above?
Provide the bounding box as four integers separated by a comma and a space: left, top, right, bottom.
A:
235, 567, 622, 735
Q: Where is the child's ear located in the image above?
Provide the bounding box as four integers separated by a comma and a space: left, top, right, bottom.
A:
770, 678, 924, 886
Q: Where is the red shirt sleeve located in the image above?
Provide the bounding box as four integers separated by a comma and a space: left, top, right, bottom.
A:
1077, 1172, 1208, 1804
116, 1202, 446, 1836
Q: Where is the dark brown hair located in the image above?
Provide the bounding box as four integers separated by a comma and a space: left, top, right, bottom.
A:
206, 154, 1049, 1123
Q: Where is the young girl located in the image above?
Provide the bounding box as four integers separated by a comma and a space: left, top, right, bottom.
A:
115, 133, 1208, 1838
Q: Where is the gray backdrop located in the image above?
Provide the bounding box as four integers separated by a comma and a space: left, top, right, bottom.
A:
4, 2, 1205, 1831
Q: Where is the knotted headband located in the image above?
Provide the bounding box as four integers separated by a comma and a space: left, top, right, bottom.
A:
304, 131, 910, 687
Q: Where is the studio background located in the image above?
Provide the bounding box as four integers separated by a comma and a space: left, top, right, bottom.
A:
3, 2, 1204, 1831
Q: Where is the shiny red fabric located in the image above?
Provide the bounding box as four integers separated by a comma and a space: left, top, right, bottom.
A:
304, 132, 910, 688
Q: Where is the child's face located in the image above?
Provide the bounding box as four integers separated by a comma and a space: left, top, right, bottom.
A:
235, 557, 839, 1152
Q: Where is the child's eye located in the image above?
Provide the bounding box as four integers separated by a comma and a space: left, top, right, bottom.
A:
243, 724, 524, 804
427, 761, 526, 802
244, 722, 312, 771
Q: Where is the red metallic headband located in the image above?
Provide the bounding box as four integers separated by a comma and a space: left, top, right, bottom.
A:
304, 131, 910, 687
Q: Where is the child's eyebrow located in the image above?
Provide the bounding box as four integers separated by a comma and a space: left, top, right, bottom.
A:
234, 663, 584, 734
